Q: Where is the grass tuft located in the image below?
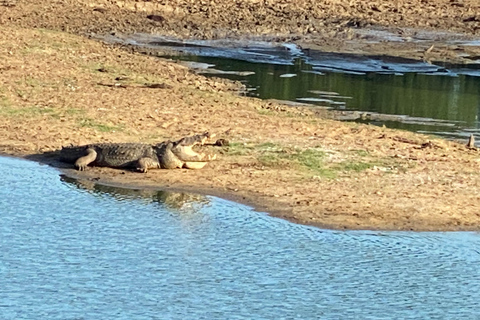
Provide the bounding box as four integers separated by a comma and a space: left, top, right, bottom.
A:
334, 161, 376, 172
79, 118, 124, 132
224, 141, 391, 179
0, 105, 56, 117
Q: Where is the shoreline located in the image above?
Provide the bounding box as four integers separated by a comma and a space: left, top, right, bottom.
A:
0, 149, 475, 232
16, 148, 480, 233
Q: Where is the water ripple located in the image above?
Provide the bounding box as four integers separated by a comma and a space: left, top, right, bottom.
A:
1, 156, 480, 319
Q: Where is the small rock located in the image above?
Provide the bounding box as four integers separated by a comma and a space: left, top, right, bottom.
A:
215, 138, 229, 146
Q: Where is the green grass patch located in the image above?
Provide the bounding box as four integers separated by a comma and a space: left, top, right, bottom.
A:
0, 105, 57, 117
257, 142, 282, 150
257, 153, 286, 167
289, 148, 338, 178
352, 149, 370, 157
16, 77, 59, 91
63, 108, 84, 116
257, 145, 389, 178
223, 141, 391, 179
20, 30, 79, 54
0, 96, 12, 108
334, 161, 376, 172
79, 118, 124, 132
224, 142, 331, 174
224, 142, 253, 156
295, 148, 327, 170
255, 145, 334, 176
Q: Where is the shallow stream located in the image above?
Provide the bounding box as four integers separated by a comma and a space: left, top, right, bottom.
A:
109, 34, 480, 143
1, 156, 480, 319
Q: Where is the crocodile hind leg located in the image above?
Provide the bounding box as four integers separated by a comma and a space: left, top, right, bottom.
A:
74, 147, 97, 171
136, 157, 160, 173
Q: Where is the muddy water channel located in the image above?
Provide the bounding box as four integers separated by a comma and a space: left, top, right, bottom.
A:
112, 34, 480, 143
2, 156, 480, 319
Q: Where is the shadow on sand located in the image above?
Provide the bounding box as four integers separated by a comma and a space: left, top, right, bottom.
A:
24, 149, 76, 170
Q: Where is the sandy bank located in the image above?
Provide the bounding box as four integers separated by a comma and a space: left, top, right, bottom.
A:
2, 1, 480, 231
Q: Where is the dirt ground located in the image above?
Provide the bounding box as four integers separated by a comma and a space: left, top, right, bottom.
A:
3, 0, 480, 63
2, 0, 480, 231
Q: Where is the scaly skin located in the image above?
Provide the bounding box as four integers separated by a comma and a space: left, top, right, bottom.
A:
60, 143, 161, 172
60, 133, 217, 172
157, 141, 184, 169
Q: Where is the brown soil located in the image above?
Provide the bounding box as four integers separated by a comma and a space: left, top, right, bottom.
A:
3, 0, 480, 63
2, 0, 480, 231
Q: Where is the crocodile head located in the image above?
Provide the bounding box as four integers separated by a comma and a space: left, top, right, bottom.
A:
174, 132, 215, 147
153, 133, 217, 169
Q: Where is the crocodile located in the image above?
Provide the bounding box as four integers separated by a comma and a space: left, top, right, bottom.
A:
60, 132, 216, 172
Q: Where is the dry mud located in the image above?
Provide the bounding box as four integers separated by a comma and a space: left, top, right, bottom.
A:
2, 1, 480, 231
3, 0, 480, 63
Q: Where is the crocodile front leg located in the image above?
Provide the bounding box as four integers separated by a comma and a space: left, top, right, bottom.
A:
75, 147, 97, 171
158, 142, 184, 169
136, 157, 161, 173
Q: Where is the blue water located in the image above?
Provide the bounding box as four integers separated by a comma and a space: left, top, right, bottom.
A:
1, 156, 480, 319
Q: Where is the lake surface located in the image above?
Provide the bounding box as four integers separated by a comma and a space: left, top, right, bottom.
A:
109, 34, 480, 143
1, 156, 480, 319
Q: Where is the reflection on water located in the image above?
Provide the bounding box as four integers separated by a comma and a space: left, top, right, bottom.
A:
60, 175, 210, 213
2, 156, 480, 319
